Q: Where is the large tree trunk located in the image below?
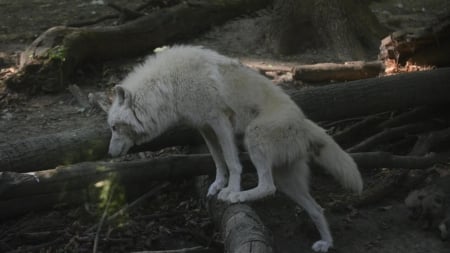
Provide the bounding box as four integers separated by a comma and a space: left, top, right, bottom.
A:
1, 68, 449, 173
5, 0, 272, 93
270, 0, 387, 59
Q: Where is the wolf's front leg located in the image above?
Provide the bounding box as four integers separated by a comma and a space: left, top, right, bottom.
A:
208, 118, 242, 200
200, 129, 228, 196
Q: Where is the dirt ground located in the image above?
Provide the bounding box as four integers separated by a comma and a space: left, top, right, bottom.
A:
0, 0, 449, 252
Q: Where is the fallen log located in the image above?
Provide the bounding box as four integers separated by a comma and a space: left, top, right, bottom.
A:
2, 151, 449, 219
214, 202, 273, 253
0, 154, 223, 219
291, 67, 450, 121
197, 176, 273, 253
0, 125, 202, 172
0, 124, 111, 173
5, 0, 272, 93
292, 61, 384, 83
1, 68, 450, 172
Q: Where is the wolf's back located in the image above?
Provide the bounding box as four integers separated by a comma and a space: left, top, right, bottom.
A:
306, 119, 363, 194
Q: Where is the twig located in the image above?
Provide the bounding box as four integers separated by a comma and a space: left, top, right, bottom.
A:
138, 210, 185, 220
379, 106, 433, 128
351, 151, 450, 170
107, 3, 144, 22
292, 61, 384, 82
173, 228, 223, 251
136, 0, 180, 11
333, 114, 385, 148
63, 182, 170, 251
6, 237, 65, 253
320, 115, 368, 129
86, 182, 170, 234
67, 14, 118, 27
93, 186, 115, 253
131, 246, 215, 253
347, 123, 431, 152
243, 61, 292, 74
19, 230, 65, 241
67, 0, 179, 27
330, 168, 408, 211
383, 135, 417, 153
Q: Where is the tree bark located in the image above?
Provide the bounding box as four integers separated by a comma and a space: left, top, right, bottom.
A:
5, 0, 272, 93
1, 68, 449, 173
270, 0, 387, 58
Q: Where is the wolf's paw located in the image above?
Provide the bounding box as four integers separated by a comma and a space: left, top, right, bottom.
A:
217, 187, 233, 201
312, 240, 332, 252
207, 180, 226, 197
225, 192, 248, 203
217, 191, 248, 203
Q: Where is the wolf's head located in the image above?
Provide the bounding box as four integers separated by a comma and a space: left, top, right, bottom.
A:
107, 85, 146, 157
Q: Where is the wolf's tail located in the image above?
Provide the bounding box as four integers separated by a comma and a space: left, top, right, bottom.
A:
305, 119, 363, 194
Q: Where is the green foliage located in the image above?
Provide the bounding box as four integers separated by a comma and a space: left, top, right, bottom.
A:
47, 45, 67, 62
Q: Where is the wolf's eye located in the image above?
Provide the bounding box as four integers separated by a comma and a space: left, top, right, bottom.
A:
111, 125, 117, 131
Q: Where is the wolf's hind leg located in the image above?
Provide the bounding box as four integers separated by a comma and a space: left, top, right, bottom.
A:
200, 128, 228, 196
274, 160, 333, 253
225, 147, 276, 203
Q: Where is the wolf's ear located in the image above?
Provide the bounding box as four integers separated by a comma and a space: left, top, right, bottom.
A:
115, 85, 132, 107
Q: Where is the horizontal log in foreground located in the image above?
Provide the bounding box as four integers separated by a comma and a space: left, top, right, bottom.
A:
0, 68, 449, 172
1, 151, 448, 219
0, 154, 220, 219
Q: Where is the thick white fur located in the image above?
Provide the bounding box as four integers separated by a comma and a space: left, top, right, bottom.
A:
107, 46, 363, 252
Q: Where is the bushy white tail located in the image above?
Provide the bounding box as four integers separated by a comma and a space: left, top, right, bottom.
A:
306, 120, 363, 194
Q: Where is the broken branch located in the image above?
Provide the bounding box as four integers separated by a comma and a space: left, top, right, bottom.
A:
347, 123, 431, 152
292, 61, 384, 82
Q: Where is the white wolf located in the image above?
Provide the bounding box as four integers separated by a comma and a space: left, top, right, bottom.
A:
107, 46, 363, 252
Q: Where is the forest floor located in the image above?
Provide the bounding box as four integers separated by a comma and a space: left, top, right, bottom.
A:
0, 0, 449, 252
